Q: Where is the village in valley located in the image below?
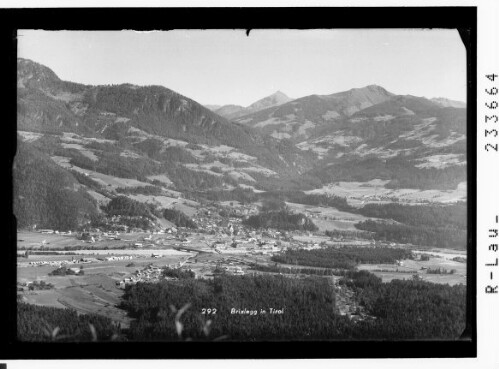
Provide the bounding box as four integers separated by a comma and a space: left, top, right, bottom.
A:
17, 194, 467, 326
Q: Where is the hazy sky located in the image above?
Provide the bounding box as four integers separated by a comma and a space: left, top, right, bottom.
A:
18, 29, 466, 106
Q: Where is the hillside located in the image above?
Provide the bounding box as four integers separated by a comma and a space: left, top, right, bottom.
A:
14, 139, 99, 230
298, 94, 466, 189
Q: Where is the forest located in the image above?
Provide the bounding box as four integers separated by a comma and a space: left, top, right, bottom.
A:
272, 246, 413, 270
116, 271, 466, 341
119, 274, 340, 341
192, 187, 259, 204
258, 190, 354, 212
310, 156, 466, 191
162, 267, 196, 279
352, 202, 467, 249
338, 271, 467, 339
115, 185, 164, 196
356, 202, 467, 229
69, 149, 162, 182
17, 303, 121, 342
354, 220, 467, 249
133, 138, 198, 164
102, 196, 157, 220
164, 164, 228, 191
385, 160, 466, 190
14, 140, 98, 231
243, 210, 318, 232
325, 229, 372, 240
163, 208, 197, 229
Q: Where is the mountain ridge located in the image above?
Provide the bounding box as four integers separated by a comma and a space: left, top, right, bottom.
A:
212, 91, 293, 120
431, 97, 466, 108
16, 58, 312, 178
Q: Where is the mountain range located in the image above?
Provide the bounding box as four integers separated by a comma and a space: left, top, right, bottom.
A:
14, 58, 467, 230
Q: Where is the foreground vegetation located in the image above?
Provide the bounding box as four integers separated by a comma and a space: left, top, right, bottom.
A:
120, 272, 466, 340
18, 270, 466, 341
17, 303, 121, 342
338, 271, 466, 339
120, 274, 337, 341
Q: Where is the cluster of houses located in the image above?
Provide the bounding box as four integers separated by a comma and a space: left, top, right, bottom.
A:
18, 257, 95, 268
115, 265, 165, 288
222, 265, 245, 275
101, 255, 133, 261
38, 229, 72, 235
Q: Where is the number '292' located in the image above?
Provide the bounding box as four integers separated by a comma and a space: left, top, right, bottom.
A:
485, 74, 499, 152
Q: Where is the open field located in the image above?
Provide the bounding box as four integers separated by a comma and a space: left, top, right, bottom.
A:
18, 232, 82, 248
37, 249, 191, 257
17, 254, 192, 327
291, 234, 331, 244
413, 248, 467, 259
50, 157, 154, 189
357, 254, 466, 286
17, 231, 188, 250
124, 194, 199, 216
146, 173, 174, 186
286, 202, 372, 231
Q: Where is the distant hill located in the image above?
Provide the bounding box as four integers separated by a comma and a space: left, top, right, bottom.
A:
204, 104, 222, 111
431, 97, 466, 108
214, 104, 245, 119
246, 91, 293, 112
233, 85, 394, 141
214, 91, 293, 120
351, 94, 440, 118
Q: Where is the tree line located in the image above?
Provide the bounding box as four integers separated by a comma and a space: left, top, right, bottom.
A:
356, 202, 466, 228
272, 246, 413, 270
354, 220, 467, 250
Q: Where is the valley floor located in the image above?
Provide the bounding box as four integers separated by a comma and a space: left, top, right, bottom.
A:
17, 221, 467, 331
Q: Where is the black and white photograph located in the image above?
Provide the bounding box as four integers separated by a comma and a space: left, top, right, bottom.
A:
14, 28, 470, 344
